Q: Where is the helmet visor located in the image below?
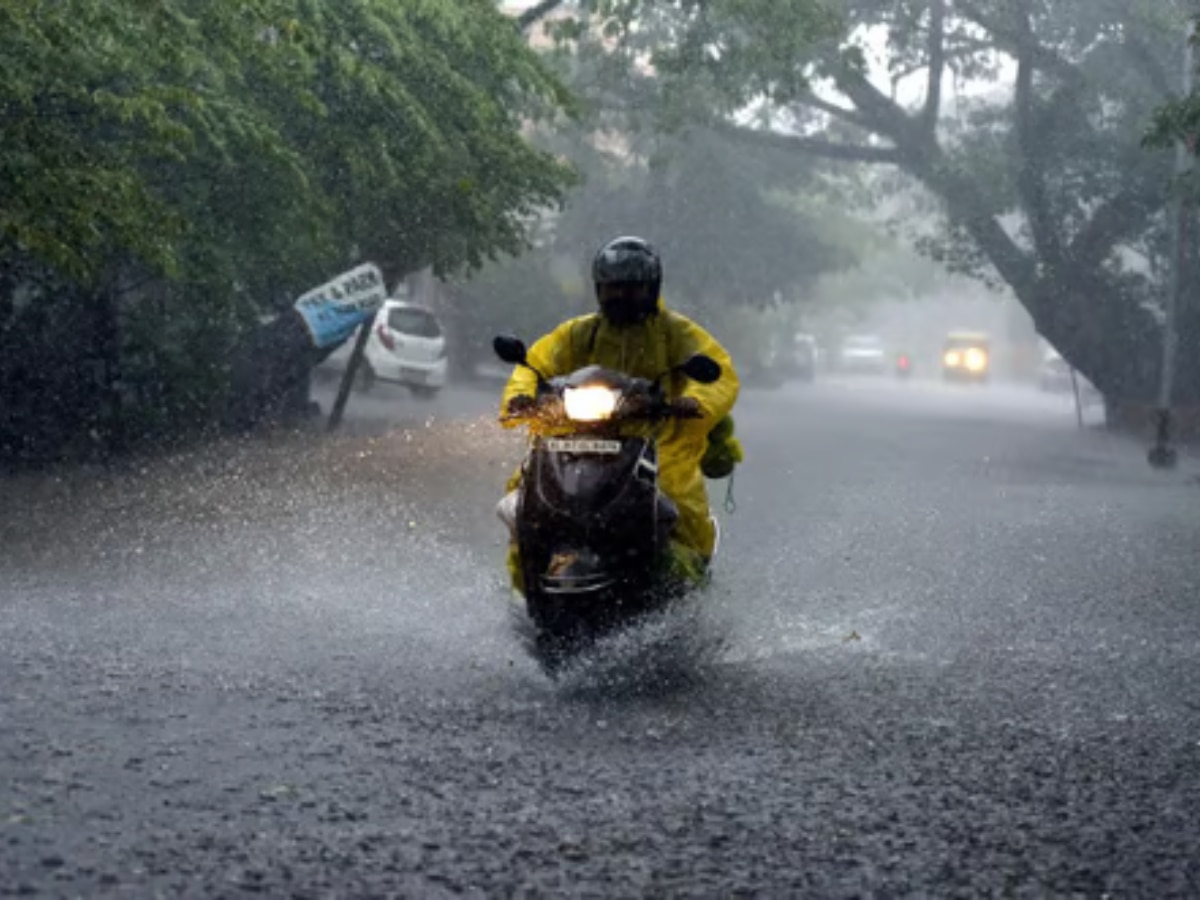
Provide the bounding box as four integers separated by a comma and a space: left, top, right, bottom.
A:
597, 281, 657, 326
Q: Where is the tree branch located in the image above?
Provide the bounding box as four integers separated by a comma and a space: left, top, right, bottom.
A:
888, 42, 991, 87
713, 122, 904, 164
921, 0, 947, 134
1068, 183, 1159, 271
1012, 1, 1063, 267
929, 167, 1039, 301
795, 32, 1039, 311
832, 65, 924, 146
1121, 30, 1176, 99
1094, 0, 1175, 98
825, 60, 1041, 301
792, 93, 868, 128
516, 0, 566, 33
957, 0, 1086, 88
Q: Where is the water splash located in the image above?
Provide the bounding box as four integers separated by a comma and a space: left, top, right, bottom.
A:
508, 594, 734, 700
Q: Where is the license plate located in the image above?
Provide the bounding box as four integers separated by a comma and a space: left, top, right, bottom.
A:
544, 438, 621, 455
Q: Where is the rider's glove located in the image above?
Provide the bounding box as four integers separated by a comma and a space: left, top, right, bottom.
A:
620, 393, 653, 417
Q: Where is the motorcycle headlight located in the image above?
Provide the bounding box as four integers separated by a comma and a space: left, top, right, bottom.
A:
563, 385, 618, 422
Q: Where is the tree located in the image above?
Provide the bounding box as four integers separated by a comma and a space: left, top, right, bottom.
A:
0, 0, 575, 462
551, 0, 1194, 407
451, 0, 856, 369
449, 123, 859, 370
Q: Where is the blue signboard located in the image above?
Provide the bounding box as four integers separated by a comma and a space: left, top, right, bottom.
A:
294, 263, 387, 350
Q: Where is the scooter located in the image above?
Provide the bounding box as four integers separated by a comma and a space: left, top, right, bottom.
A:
493, 334, 721, 670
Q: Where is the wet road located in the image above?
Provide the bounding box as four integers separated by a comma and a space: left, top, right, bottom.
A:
3, 377, 1199, 896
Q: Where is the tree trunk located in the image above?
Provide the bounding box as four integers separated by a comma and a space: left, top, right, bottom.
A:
91, 285, 126, 457
1028, 271, 1157, 394
222, 311, 324, 433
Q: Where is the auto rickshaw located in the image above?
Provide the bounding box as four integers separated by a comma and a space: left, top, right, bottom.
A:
941, 331, 991, 383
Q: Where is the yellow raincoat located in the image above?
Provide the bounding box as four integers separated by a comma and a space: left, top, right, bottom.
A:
500, 301, 740, 578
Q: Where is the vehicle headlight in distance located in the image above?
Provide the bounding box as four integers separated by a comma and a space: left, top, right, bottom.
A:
563, 385, 618, 421
944, 350, 962, 367
964, 348, 988, 372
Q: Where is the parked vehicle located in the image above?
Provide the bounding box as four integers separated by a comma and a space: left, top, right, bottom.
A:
1038, 348, 1101, 401
837, 334, 887, 374
320, 300, 448, 398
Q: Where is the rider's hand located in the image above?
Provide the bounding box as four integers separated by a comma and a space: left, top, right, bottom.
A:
674, 396, 702, 418
621, 393, 651, 416
506, 394, 538, 415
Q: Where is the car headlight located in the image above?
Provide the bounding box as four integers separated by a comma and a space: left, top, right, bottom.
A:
563, 385, 618, 422
944, 350, 962, 367
964, 348, 988, 372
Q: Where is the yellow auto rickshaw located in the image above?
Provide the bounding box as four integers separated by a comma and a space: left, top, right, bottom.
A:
942, 331, 991, 383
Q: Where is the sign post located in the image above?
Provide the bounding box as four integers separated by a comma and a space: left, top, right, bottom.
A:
327, 318, 374, 433
1069, 366, 1084, 430
290, 262, 387, 433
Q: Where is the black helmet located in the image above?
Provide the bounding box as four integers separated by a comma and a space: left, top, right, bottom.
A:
592, 236, 662, 325
592, 236, 662, 290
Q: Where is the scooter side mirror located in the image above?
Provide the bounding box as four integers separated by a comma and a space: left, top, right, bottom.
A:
493, 334, 528, 366
679, 354, 721, 384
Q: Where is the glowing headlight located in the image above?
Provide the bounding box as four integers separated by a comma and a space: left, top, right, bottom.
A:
964, 348, 988, 372
944, 350, 962, 367
563, 385, 618, 422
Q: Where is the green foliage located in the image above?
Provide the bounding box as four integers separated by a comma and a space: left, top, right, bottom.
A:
812, 229, 963, 309
452, 123, 859, 364
277, 0, 579, 279
0, 0, 576, 288
0, 0, 577, 461
555, 0, 1198, 400
452, 242, 592, 344
576, 134, 852, 306
0, 0, 296, 280
452, 0, 855, 362
1144, 17, 1200, 198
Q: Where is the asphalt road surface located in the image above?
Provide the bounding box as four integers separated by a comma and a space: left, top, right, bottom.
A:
3, 375, 1198, 896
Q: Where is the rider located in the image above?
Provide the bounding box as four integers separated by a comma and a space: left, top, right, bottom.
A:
499, 235, 743, 589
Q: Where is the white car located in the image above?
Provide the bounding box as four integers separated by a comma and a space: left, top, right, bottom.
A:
837, 334, 887, 374
1038, 349, 1100, 401
320, 299, 448, 398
